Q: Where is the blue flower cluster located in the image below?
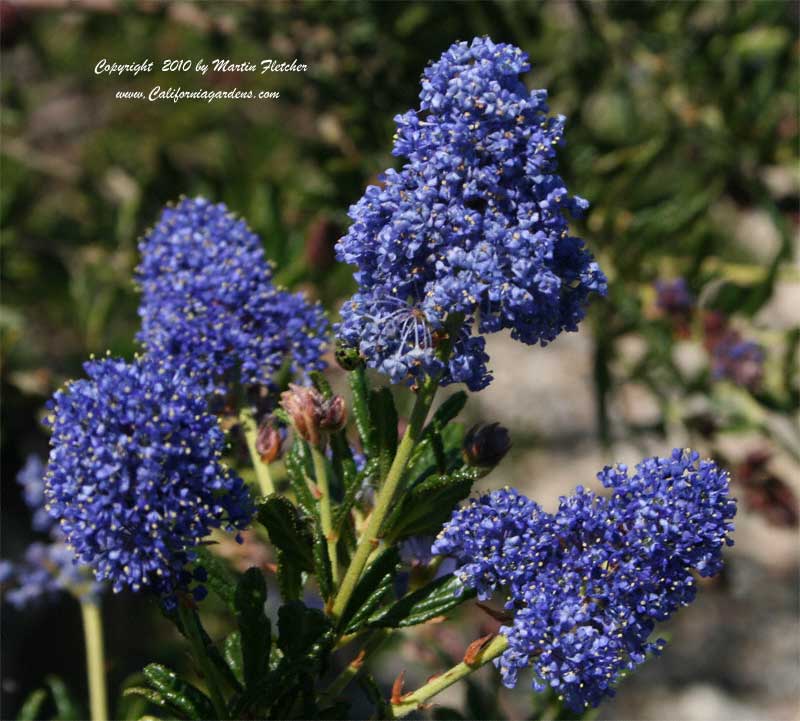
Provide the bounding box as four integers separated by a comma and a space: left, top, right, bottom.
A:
337, 37, 606, 390
44, 356, 253, 603
433, 449, 736, 710
17, 454, 52, 533
711, 334, 765, 390
137, 197, 328, 394
1, 456, 103, 608
0, 543, 101, 609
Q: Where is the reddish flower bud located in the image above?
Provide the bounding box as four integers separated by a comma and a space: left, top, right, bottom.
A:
280, 384, 347, 447
255, 419, 285, 463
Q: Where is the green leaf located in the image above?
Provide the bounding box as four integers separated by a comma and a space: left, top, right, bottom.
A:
123, 688, 186, 719
348, 368, 375, 457
256, 495, 314, 571
284, 442, 318, 519
223, 631, 244, 686
428, 392, 467, 433
338, 547, 400, 632
312, 517, 334, 600
142, 664, 215, 720
276, 549, 303, 602
333, 457, 379, 533
17, 688, 47, 721
383, 466, 479, 541
367, 573, 475, 628
408, 423, 467, 485
277, 601, 333, 663
167, 606, 242, 695
310, 370, 334, 399
329, 430, 357, 499
369, 387, 398, 476
234, 568, 272, 690
45, 676, 82, 720
192, 546, 236, 611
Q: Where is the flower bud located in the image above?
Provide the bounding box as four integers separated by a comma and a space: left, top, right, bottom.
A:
255, 419, 285, 463
463, 422, 511, 470
335, 339, 365, 371
280, 384, 347, 447
320, 394, 347, 433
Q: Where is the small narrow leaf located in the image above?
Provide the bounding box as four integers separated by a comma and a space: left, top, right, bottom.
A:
17, 689, 47, 721
223, 632, 244, 685
348, 368, 375, 457
338, 547, 400, 631
277, 601, 333, 663
192, 546, 236, 611
367, 574, 476, 628
45, 676, 83, 721
383, 467, 479, 541
312, 517, 334, 600
123, 687, 185, 718
142, 664, 215, 720
310, 370, 334, 399
333, 458, 379, 533
284, 442, 318, 519
276, 549, 303, 601
234, 568, 272, 690
256, 495, 314, 571
369, 387, 398, 476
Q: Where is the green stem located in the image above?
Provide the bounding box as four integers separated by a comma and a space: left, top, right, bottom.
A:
331, 376, 438, 619
391, 635, 509, 718
178, 604, 228, 720
312, 444, 340, 585
240, 408, 274, 496
80, 600, 108, 721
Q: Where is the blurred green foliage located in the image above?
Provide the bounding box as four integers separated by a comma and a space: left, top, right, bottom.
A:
0, 1, 797, 717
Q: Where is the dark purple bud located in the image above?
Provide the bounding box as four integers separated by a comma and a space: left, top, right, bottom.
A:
463, 422, 511, 470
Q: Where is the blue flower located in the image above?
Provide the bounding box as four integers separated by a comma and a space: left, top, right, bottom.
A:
44, 355, 254, 603
16, 454, 52, 533
434, 449, 736, 710
711, 334, 764, 390
137, 197, 329, 394
654, 278, 694, 317
1, 542, 102, 609
336, 38, 606, 390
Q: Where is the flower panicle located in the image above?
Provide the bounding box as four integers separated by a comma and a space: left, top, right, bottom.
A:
433, 448, 736, 711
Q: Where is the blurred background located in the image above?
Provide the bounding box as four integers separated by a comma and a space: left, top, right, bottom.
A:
1, 1, 798, 719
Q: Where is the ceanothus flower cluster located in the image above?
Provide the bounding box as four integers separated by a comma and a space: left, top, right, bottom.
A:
137, 197, 328, 394
1, 456, 103, 609
0, 543, 101, 609
17, 454, 52, 533
43, 355, 253, 605
433, 449, 736, 710
337, 37, 606, 390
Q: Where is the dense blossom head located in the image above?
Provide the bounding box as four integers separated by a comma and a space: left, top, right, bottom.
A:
710, 333, 764, 390
1, 542, 101, 609
16, 454, 52, 533
44, 356, 253, 603
434, 449, 736, 710
137, 197, 328, 394
336, 37, 606, 390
